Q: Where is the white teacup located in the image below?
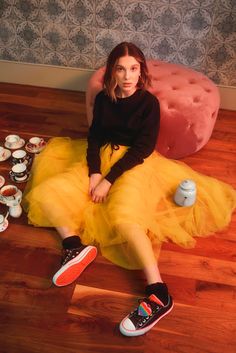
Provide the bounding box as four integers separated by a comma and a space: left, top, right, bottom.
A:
12, 149, 30, 165
0, 184, 22, 206
5, 134, 21, 147
0, 146, 5, 158
29, 136, 44, 148
10, 163, 27, 180
0, 184, 18, 202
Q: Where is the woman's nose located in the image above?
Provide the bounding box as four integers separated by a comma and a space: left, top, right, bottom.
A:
124, 70, 130, 79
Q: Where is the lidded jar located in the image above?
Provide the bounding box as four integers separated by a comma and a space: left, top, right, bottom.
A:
174, 179, 197, 207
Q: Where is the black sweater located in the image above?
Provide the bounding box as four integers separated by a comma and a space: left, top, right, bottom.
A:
87, 89, 160, 184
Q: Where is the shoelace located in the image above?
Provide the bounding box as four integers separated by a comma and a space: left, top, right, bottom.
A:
131, 298, 162, 327
61, 248, 81, 266
132, 297, 161, 316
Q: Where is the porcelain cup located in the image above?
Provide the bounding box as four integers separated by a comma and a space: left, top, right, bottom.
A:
5, 134, 20, 147
9, 163, 27, 180
12, 149, 30, 165
0, 185, 22, 207
29, 136, 44, 148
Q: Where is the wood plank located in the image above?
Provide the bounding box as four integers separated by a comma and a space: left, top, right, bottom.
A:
159, 250, 236, 286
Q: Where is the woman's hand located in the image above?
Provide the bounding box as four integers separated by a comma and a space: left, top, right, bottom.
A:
91, 179, 112, 203
89, 173, 103, 196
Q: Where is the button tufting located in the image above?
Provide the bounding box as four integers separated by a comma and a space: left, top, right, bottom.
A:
189, 79, 197, 84
172, 86, 179, 90
205, 88, 211, 93
168, 103, 175, 109
171, 72, 179, 75
193, 97, 200, 103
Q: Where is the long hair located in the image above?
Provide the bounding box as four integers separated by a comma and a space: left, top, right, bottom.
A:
103, 42, 151, 101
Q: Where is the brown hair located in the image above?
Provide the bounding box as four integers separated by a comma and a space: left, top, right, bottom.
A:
103, 42, 151, 101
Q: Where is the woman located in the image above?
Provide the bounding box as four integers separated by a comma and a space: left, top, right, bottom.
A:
23, 42, 236, 337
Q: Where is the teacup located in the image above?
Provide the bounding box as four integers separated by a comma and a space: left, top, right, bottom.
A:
5, 134, 21, 147
9, 163, 28, 180
0, 184, 22, 207
12, 149, 31, 165
29, 136, 44, 148
0, 184, 19, 202
0, 146, 5, 158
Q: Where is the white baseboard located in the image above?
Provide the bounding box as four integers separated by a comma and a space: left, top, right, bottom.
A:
217, 85, 236, 111
0, 60, 235, 111
0, 60, 93, 91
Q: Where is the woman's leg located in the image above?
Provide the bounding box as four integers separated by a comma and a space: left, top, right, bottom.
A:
50, 225, 97, 287
37, 195, 97, 287
114, 223, 162, 284
116, 223, 174, 337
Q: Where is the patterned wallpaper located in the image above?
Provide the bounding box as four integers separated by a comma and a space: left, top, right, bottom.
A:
0, 0, 236, 86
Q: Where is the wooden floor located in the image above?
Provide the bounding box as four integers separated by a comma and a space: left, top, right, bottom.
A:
0, 83, 235, 353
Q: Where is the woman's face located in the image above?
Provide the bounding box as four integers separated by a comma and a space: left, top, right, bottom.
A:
114, 55, 141, 97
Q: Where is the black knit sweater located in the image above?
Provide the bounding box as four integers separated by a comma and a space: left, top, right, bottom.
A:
87, 89, 160, 184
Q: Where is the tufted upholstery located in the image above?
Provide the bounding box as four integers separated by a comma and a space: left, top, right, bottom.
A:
86, 59, 220, 159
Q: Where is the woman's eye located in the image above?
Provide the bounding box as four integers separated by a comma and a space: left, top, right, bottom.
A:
117, 67, 123, 72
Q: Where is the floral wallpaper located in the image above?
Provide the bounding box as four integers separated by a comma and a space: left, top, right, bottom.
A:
0, 0, 235, 86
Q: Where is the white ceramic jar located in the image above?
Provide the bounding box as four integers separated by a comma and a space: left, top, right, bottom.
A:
174, 179, 197, 207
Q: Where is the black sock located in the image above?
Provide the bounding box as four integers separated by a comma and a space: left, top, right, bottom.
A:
62, 235, 82, 250
145, 282, 169, 306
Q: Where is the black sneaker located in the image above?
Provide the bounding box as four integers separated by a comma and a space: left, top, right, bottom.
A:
52, 245, 97, 287
119, 293, 174, 336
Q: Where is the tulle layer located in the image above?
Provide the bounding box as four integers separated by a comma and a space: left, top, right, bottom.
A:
22, 137, 236, 269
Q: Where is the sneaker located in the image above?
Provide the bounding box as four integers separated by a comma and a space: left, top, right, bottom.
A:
119, 293, 174, 337
53, 245, 97, 287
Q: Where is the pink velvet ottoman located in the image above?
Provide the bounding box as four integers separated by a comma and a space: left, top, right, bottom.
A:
86, 60, 220, 159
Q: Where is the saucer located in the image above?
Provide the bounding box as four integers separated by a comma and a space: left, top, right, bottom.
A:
0, 149, 11, 161
9, 172, 30, 184
0, 219, 9, 232
4, 138, 25, 150
25, 140, 46, 153
0, 175, 5, 188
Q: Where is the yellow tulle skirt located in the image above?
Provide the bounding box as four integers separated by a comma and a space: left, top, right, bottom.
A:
22, 137, 236, 269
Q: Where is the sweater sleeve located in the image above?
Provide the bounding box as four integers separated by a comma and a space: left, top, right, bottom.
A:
105, 96, 160, 184
86, 92, 103, 176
